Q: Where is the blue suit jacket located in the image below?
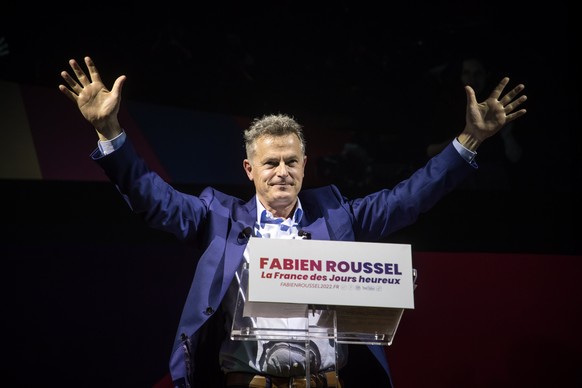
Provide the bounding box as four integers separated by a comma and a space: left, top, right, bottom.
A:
95, 139, 475, 387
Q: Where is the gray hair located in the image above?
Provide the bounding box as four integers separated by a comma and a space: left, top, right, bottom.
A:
244, 114, 306, 158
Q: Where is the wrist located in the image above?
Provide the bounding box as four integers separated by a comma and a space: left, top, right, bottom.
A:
95, 120, 123, 141
457, 132, 481, 152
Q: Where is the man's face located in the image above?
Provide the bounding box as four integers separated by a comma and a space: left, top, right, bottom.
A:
243, 134, 307, 217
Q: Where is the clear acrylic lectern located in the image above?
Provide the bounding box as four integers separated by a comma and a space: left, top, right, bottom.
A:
231, 262, 416, 387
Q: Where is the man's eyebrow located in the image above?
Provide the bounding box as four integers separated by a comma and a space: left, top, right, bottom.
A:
262, 154, 300, 161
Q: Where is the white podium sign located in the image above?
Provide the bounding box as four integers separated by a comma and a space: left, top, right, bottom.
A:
247, 237, 414, 309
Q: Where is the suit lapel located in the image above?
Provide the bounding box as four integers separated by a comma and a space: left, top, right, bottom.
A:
221, 197, 257, 297
299, 202, 332, 240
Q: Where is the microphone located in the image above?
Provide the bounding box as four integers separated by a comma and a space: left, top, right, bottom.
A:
237, 226, 253, 244
298, 230, 311, 240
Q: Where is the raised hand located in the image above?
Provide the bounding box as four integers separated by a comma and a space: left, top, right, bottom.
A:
59, 56, 126, 140
461, 77, 527, 149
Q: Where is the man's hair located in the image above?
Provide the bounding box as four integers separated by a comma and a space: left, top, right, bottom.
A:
244, 114, 306, 158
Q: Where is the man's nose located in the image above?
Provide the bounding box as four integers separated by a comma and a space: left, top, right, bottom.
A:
275, 162, 288, 176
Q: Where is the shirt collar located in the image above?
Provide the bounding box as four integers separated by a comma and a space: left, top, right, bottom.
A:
255, 197, 304, 227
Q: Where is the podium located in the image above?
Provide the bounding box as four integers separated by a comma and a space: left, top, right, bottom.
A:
230, 238, 416, 387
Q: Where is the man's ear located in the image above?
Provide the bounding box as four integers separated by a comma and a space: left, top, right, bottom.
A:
243, 159, 253, 181
299, 155, 307, 179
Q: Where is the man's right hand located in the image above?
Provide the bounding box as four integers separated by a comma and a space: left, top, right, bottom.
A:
59, 56, 126, 141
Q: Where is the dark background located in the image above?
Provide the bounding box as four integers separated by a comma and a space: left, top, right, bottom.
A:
1, 1, 579, 387
1, 0, 577, 196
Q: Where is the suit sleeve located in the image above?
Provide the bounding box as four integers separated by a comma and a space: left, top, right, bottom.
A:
351, 143, 475, 240
92, 137, 210, 242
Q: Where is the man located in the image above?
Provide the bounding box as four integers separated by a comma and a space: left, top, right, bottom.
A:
58, 56, 527, 388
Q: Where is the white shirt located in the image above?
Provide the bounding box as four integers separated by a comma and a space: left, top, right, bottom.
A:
218, 198, 347, 377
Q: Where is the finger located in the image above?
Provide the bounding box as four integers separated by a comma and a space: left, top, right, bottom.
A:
84, 56, 103, 84
503, 95, 528, 114
58, 84, 78, 103
110, 75, 127, 96
489, 77, 510, 100
500, 84, 525, 107
60, 70, 83, 93
505, 109, 527, 124
69, 58, 91, 86
465, 84, 477, 106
